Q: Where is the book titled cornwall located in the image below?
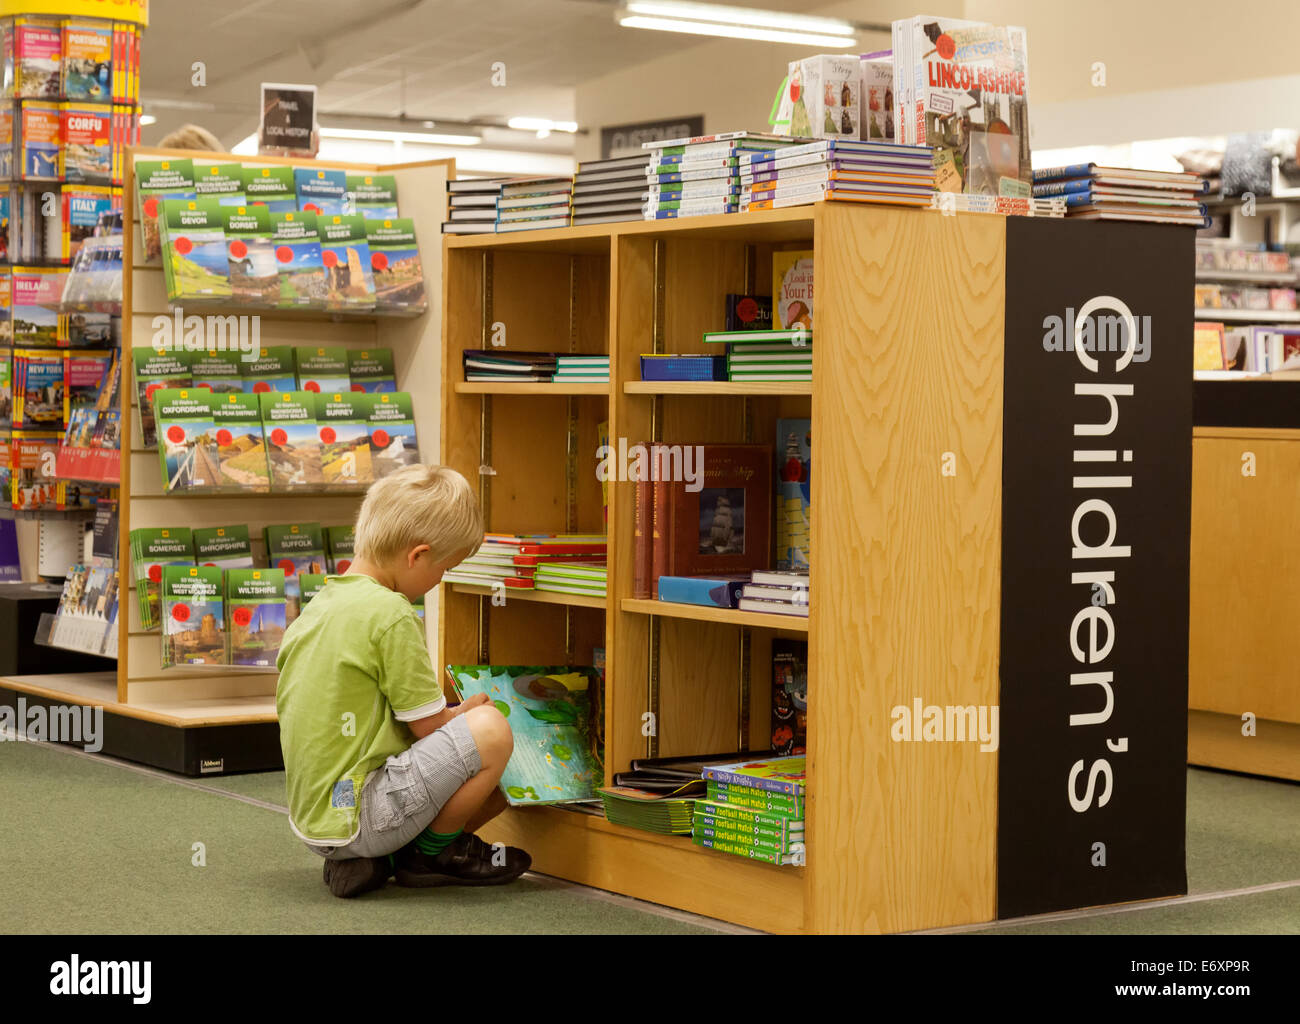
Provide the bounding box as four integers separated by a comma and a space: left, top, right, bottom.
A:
701, 755, 806, 795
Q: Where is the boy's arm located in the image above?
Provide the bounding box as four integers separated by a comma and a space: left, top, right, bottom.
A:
408, 692, 491, 739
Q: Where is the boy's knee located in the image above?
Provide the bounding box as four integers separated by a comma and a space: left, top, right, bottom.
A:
464, 704, 513, 757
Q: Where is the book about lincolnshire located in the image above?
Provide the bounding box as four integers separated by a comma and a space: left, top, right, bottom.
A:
904, 15, 1031, 197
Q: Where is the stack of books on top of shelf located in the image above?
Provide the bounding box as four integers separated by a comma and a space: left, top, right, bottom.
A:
739, 569, 808, 617
553, 354, 610, 383
1032, 164, 1209, 226
442, 178, 506, 234
694, 755, 806, 866
462, 349, 558, 383
496, 177, 574, 233
740, 139, 934, 211
443, 534, 608, 591
571, 153, 653, 226
704, 327, 811, 382
643, 132, 807, 220
533, 561, 607, 599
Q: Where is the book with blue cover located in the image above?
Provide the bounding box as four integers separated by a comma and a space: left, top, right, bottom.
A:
445, 664, 603, 805
656, 573, 747, 608
295, 166, 347, 216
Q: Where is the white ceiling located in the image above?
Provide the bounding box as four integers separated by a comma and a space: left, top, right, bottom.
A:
140, 0, 837, 155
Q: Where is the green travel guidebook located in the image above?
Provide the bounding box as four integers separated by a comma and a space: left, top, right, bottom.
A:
210, 391, 270, 491
193, 524, 254, 570
225, 568, 286, 667
160, 564, 225, 667
445, 664, 602, 805
152, 387, 219, 493
130, 526, 194, 631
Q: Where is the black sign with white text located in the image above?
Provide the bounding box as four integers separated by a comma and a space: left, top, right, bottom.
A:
998, 218, 1193, 919
600, 115, 704, 159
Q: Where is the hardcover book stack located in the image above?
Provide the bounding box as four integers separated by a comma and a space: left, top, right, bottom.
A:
496, 177, 573, 233
462, 349, 558, 383
643, 132, 805, 220
598, 786, 697, 834
570, 153, 652, 226
553, 354, 609, 383
694, 755, 806, 866
443, 534, 608, 592
1032, 164, 1210, 227
740, 139, 934, 211
441, 178, 505, 234
739, 569, 809, 618
705, 327, 812, 382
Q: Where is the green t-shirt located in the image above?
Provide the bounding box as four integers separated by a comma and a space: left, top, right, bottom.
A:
276, 573, 444, 845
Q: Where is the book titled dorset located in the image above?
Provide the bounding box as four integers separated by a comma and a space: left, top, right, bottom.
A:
701, 755, 806, 795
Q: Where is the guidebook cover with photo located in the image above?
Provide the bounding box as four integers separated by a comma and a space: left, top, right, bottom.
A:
897, 15, 1031, 197
445, 664, 602, 805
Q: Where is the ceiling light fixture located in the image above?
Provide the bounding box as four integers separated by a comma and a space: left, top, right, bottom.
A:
616, 1, 857, 47
139, 114, 157, 126
318, 126, 481, 146
507, 117, 579, 134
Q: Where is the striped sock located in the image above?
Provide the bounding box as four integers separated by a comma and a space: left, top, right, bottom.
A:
413, 828, 461, 857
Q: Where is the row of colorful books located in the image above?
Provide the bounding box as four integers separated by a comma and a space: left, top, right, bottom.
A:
1, 16, 141, 103
130, 521, 353, 633
1032, 164, 1209, 227
134, 345, 398, 447
441, 176, 573, 234
149, 388, 418, 494
137, 158, 401, 262
1, 431, 91, 510
2, 185, 121, 267
6, 346, 115, 430
0, 100, 141, 184
154, 199, 423, 313
1194, 322, 1300, 374
741, 138, 933, 211
1195, 241, 1293, 276
461, 349, 610, 384
656, 568, 809, 618
1194, 284, 1297, 313
443, 533, 607, 593
0, 265, 112, 348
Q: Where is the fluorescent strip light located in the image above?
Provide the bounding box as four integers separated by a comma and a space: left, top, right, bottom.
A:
507, 117, 578, 133
619, 13, 855, 47
319, 126, 480, 145
139, 114, 157, 126
623, 0, 855, 37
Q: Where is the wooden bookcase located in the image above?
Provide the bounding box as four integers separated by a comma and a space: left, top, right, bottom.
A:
440, 204, 1007, 934
1, 147, 451, 772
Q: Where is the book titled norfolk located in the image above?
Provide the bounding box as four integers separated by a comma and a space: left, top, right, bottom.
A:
365, 217, 425, 313
319, 213, 377, 311
193, 524, 254, 570
225, 568, 287, 667
259, 390, 323, 490
209, 391, 270, 491
701, 755, 806, 795
153, 387, 219, 493
269, 211, 327, 309
314, 391, 373, 487
160, 565, 225, 667
347, 348, 396, 392
222, 204, 278, 306
160, 197, 232, 302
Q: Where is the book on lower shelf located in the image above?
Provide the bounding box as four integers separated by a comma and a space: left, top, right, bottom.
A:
693, 755, 806, 865
598, 785, 697, 834
225, 567, 286, 668
159, 564, 225, 667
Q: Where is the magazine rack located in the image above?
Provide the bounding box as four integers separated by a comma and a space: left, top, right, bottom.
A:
0, 146, 451, 774
440, 202, 1196, 934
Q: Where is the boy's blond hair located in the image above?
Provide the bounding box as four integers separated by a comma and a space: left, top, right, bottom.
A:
354, 465, 483, 565
157, 123, 224, 152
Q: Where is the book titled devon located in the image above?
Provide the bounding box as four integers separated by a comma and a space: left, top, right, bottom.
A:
702, 755, 806, 795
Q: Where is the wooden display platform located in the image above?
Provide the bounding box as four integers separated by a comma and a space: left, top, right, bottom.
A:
1188, 424, 1300, 779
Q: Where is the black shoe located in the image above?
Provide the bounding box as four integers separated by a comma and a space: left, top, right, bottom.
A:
322, 855, 391, 898
394, 832, 531, 887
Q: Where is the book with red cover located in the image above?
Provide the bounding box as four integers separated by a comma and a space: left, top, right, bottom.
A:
633, 472, 651, 599
666, 444, 772, 578
651, 445, 669, 598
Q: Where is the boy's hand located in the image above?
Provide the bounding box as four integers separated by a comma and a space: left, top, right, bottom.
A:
455, 692, 491, 716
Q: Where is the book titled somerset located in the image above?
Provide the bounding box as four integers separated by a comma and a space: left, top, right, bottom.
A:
701, 755, 806, 795
130, 526, 194, 631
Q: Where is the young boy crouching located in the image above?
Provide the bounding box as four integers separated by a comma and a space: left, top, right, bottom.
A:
276, 465, 529, 898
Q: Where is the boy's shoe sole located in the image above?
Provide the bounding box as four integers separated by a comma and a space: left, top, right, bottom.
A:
323, 856, 390, 898
394, 833, 532, 888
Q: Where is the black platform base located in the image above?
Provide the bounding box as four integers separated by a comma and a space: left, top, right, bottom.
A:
0, 686, 283, 776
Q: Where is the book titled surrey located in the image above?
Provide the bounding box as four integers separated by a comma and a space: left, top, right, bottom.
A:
314, 391, 372, 487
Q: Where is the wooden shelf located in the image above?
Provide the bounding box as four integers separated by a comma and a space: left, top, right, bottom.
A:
1195, 270, 1296, 284
1, 672, 278, 727
624, 380, 812, 395
454, 381, 609, 395
448, 583, 606, 609
1194, 307, 1300, 322
621, 597, 808, 632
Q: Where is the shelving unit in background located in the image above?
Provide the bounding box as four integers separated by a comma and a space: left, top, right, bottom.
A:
0, 146, 452, 774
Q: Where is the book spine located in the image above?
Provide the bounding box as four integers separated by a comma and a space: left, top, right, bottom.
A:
1032, 163, 1095, 183
1031, 178, 1094, 197
650, 447, 669, 598
691, 834, 791, 865
633, 473, 651, 600
702, 767, 802, 795
697, 800, 801, 828
692, 817, 801, 853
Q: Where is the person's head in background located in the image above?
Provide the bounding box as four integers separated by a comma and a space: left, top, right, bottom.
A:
157, 123, 223, 152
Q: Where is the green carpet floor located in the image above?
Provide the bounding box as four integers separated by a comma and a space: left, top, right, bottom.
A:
2, 739, 1296, 934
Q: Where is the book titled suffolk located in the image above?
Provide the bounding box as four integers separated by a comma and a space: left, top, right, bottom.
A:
701, 755, 806, 795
